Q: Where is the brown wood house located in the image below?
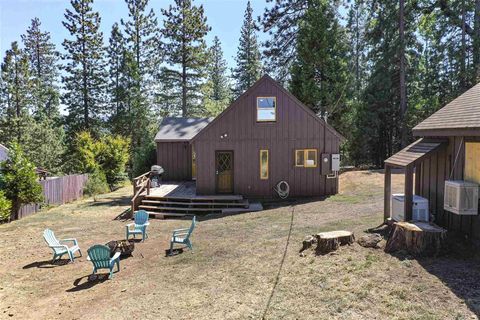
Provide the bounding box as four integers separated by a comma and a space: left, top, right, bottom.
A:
384, 83, 480, 239
155, 75, 343, 198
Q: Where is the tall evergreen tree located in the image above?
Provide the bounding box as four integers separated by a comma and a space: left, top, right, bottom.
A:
0, 42, 31, 146
21, 18, 60, 119
107, 22, 126, 123
289, 0, 350, 132
121, 0, 161, 95
260, 0, 308, 82
232, 1, 262, 97
202, 36, 231, 116
161, 0, 211, 117
62, 0, 107, 135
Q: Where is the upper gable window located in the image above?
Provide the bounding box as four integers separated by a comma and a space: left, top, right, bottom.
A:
257, 97, 276, 122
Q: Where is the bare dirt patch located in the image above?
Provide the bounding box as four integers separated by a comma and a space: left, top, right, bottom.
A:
0, 170, 478, 319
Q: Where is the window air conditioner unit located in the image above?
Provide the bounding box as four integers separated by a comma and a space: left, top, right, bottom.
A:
444, 180, 479, 215
391, 194, 429, 222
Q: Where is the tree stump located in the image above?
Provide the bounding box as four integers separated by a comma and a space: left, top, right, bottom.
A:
315, 230, 355, 255
300, 235, 316, 253
385, 221, 447, 256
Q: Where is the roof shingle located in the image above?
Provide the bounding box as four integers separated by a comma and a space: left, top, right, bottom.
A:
154, 117, 213, 142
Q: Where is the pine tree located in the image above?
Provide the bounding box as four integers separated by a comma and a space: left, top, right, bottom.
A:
202, 36, 231, 116
232, 1, 262, 97
107, 23, 126, 122
161, 0, 211, 117
289, 0, 350, 133
0, 42, 31, 146
346, 0, 368, 99
260, 0, 308, 81
121, 0, 161, 95
21, 17, 60, 119
62, 0, 107, 135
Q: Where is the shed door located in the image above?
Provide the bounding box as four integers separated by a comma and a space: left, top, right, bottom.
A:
216, 151, 233, 194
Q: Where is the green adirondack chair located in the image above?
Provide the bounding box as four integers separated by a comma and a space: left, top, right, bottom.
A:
169, 216, 196, 254
87, 245, 120, 279
126, 210, 150, 242
43, 228, 82, 263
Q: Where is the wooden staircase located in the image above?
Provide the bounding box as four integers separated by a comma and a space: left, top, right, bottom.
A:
138, 194, 259, 218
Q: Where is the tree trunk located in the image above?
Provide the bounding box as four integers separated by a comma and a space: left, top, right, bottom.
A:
399, 0, 408, 148
385, 221, 447, 256
315, 230, 355, 255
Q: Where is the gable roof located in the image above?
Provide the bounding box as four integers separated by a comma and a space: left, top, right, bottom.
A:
155, 117, 213, 142
191, 74, 345, 143
413, 83, 480, 136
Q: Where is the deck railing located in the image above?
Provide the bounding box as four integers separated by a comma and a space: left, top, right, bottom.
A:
131, 171, 151, 215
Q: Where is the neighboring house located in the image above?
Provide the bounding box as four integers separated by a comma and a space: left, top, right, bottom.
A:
384, 83, 480, 238
154, 75, 343, 198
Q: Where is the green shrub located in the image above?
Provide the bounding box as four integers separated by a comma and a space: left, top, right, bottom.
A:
84, 170, 109, 200
97, 135, 130, 190
132, 141, 156, 178
0, 143, 43, 220
0, 191, 12, 222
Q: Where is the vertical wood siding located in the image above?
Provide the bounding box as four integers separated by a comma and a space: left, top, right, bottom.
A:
193, 77, 341, 198
156, 142, 192, 181
417, 136, 480, 239
18, 174, 88, 219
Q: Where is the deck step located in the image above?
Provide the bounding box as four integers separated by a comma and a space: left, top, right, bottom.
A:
144, 194, 244, 201
145, 211, 186, 219
139, 205, 223, 212
141, 199, 249, 208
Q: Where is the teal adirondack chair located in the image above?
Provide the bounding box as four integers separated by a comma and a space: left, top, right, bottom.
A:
169, 216, 196, 254
43, 228, 82, 263
87, 245, 120, 279
126, 210, 150, 241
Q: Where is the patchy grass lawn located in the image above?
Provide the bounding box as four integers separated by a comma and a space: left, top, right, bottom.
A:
0, 171, 479, 319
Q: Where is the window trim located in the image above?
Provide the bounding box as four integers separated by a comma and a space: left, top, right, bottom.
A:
256, 96, 277, 122
295, 149, 318, 168
260, 149, 269, 179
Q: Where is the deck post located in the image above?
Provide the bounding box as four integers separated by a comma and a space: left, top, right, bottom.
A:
384, 164, 392, 221
414, 163, 421, 195
404, 164, 414, 221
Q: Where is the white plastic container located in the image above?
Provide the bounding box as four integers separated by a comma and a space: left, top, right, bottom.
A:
391, 194, 429, 222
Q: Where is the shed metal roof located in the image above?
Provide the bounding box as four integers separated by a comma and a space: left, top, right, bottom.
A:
385, 138, 446, 167
155, 117, 213, 142
413, 83, 480, 136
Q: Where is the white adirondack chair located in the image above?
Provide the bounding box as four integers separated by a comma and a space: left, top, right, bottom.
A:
43, 229, 82, 263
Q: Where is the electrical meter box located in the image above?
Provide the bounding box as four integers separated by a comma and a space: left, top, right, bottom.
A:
331, 154, 340, 171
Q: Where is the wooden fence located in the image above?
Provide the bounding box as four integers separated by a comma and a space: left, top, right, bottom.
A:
18, 174, 89, 219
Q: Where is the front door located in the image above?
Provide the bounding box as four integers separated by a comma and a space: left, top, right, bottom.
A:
216, 151, 233, 194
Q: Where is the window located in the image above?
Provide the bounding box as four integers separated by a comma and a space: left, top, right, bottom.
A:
260, 150, 269, 179
295, 149, 317, 168
465, 142, 480, 183
257, 97, 276, 122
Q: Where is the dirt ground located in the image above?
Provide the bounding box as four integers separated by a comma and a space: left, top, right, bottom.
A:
1, 171, 479, 319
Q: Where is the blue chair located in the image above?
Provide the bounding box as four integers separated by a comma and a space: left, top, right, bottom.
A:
43, 229, 82, 263
126, 210, 149, 241
87, 245, 120, 279
170, 216, 196, 254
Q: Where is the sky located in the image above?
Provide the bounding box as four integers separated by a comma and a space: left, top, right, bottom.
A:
0, 0, 270, 69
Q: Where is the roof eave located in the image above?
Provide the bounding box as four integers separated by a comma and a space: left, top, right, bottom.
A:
413, 127, 480, 137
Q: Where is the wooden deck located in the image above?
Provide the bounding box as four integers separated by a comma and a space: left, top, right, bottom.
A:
138, 181, 263, 218
146, 181, 243, 200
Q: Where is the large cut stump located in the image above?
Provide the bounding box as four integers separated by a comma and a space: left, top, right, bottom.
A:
385, 221, 447, 256
315, 230, 355, 255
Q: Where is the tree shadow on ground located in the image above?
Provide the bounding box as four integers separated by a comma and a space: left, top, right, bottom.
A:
23, 259, 70, 269
384, 233, 480, 317
89, 196, 131, 208
66, 274, 109, 292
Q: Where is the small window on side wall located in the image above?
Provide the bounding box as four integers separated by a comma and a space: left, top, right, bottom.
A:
295, 149, 317, 168
260, 150, 269, 179
257, 97, 276, 122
